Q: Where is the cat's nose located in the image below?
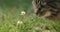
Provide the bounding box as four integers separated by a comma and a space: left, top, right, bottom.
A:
36, 12, 40, 16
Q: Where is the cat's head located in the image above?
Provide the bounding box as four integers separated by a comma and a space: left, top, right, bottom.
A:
32, 0, 60, 18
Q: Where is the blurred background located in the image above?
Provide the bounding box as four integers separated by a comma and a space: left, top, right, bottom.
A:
0, 0, 60, 32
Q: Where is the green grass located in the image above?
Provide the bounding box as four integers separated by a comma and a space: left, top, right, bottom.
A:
0, 7, 60, 32
0, 0, 60, 32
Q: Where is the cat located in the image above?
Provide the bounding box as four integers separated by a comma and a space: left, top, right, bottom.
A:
32, 0, 60, 21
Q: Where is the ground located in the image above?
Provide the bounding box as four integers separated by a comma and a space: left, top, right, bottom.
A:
0, 0, 60, 32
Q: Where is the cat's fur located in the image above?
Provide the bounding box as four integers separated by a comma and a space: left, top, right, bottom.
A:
32, 0, 60, 21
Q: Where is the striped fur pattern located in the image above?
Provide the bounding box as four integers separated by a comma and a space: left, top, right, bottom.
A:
32, 0, 60, 21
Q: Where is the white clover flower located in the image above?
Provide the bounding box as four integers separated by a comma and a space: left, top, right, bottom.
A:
20, 11, 26, 15
17, 20, 23, 25
35, 27, 40, 30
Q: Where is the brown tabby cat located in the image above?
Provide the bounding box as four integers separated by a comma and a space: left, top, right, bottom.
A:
32, 0, 60, 21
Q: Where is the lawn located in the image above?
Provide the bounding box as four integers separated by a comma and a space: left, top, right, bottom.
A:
0, 0, 60, 32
